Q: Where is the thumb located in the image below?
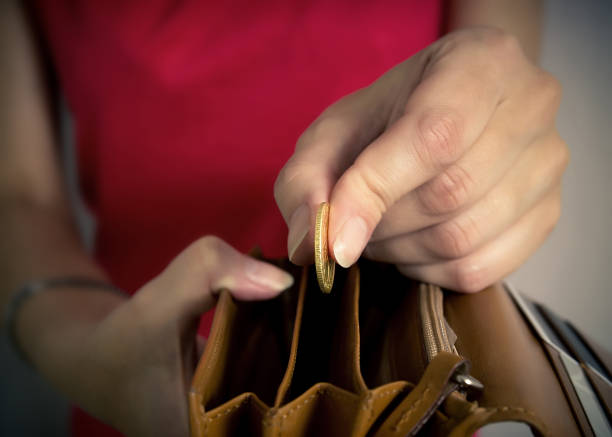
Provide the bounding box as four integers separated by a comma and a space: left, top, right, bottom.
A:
143, 236, 294, 319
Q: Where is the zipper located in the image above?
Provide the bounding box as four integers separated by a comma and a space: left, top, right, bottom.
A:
419, 283, 483, 395
419, 283, 458, 362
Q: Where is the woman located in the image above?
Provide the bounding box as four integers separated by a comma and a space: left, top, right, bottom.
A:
0, 0, 567, 435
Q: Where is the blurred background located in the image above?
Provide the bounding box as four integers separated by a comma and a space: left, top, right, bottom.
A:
507, 0, 612, 350
1, 0, 610, 435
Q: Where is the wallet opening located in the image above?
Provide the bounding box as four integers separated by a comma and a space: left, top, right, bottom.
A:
195, 260, 302, 411
358, 260, 428, 388
283, 265, 367, 402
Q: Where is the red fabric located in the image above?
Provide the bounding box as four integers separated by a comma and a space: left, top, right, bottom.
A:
34, 1, 441, 435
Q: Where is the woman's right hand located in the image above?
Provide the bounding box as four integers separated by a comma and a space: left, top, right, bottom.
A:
19, 236, 294, 437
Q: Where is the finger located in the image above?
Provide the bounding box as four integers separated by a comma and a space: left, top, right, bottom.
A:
273, 86, 395, 265
143, 236, 294, 318
365, 132, 568, 263
367, 187, 561, 266
371, 70, 562, 241
397, 188, 562, 293
328, 39, 515, 268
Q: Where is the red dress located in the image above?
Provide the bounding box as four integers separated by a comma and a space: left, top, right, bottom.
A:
34, 1, 441, 435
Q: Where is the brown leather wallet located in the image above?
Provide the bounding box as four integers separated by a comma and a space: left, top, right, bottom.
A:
189, 259, 612, 436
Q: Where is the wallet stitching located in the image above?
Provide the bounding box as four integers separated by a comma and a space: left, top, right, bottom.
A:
371, 387, 404, 400
205, 395, 259, 420
276, 386, 363, 436
278, 386, 360, 419
279, 388, 321, 419
365, 387, 404, 421
277, 387, 323, 437
364, 387, 404, 411
391, 385, 431, 432
484, 406, 549, 434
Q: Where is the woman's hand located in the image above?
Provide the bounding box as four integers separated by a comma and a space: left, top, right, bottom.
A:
275, 27, 568, 293
59, 237, 293, 436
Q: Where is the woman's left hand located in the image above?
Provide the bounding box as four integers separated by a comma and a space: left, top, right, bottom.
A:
41, 237, 294, 437
275, 27, 568, 292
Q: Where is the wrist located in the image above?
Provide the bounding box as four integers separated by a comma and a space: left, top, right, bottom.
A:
13, 283, 134, 429
13, 281, 127, 372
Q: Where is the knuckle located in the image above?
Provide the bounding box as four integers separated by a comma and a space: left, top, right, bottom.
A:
297, 115, 343, 151
452, 260, 489, 293
482, 28, 522, 58
520, 71, 562, 130
549, 135, 570, 177
540, 70, 563, 100
437, 31, 463, 53
469, 29, 525, 78
417, 164, 473, 215
414, 110, 464, 170
430, 217, 478, 259
557, 139, 571, 172
197, 235, 223, 251
191, 235, 224, 268
534, 70, 563, 113
540, 134, 570, 184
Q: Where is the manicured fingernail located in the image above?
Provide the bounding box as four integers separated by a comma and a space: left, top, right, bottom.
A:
287, 204, 310, 262
333, 216, 369, 268
245, 261, 295, 291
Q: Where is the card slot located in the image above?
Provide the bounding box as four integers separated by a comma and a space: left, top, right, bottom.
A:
276, 383, 362, 437
282, 264, 366, 403
274, 265, 308, 406
191, 393, 267, 437
193, 259, 302, 411
358, 260, 426, 387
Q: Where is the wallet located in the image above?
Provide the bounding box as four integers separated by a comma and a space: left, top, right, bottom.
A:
189, 258, 612, 436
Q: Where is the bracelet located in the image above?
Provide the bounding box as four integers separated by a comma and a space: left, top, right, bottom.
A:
4, 277, 127, 364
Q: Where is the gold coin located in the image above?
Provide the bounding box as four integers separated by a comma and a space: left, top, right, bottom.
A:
314, 202, 335, 293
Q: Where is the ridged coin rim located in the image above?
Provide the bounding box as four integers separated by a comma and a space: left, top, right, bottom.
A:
314, 202, 335, 293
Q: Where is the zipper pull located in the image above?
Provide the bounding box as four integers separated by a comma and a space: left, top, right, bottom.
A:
452, 371, 484, 398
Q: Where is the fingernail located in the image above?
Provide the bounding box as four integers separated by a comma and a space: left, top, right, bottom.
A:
287, 204, 310, 262
333, 216, 369, 268
245, 261, 295, 291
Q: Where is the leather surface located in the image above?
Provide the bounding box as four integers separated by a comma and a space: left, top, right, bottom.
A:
443, 284, 580, 436
190, 260, 589, 436
371, 352, 466, 436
